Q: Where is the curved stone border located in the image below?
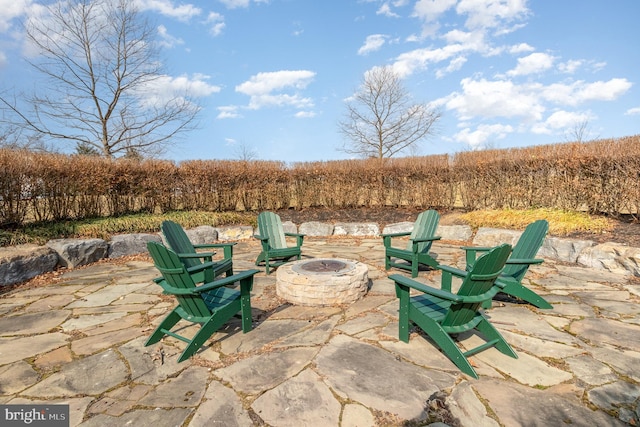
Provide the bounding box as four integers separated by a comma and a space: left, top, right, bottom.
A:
2, 220, 639, 287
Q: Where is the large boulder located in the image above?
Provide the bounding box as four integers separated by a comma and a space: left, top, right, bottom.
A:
0, 245, 59, 287
108, 233, 162, 258
183, 226, 218, 245
299, 221, 334, 237
333, 222, 380, 237
216, 226, 253, 241
539, 237, 595, 264
46, 238, 108, 268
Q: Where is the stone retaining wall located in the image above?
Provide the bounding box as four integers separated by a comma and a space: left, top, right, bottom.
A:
2, 221, 638, 287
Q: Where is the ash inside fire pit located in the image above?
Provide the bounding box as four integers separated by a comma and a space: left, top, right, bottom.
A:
294, 259, 354, 274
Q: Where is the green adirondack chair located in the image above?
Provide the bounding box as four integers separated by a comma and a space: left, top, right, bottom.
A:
161, 220, 235, 282
390, 243, 516, 379
254, 211, 305, 274
460, 220, 552, 309
381, 210, 441, 277
146, 241, 259, 362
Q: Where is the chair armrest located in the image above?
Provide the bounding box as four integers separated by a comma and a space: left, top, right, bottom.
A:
437, 264, 468, 292
185, 259, 228, 275
506, 258, 544, 265
461, 246, 492, 268
176, 251, 215, 259
177, 251, 214, 263
285, 233, 305, 247
195, 269, 260, 293
460, 246, 492, 251
412, 236, 442, 243
195, 242, 236, 259
380, 231, 411, 238
390, 274, 463, 303
437, 264, 468, 278
253, 234, 268, 241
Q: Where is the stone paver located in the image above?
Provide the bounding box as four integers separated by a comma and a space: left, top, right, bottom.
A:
1, 237, 638, 426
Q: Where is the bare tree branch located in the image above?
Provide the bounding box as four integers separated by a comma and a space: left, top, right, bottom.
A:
338, 66, 441, 159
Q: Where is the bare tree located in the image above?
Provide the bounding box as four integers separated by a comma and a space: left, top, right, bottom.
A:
564, 119, 598, 143
233, 141, 258, 161
338, 66, 441, 159
0, 0, 199, 158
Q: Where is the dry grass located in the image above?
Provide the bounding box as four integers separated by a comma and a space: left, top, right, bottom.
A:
459, 208, 614, 236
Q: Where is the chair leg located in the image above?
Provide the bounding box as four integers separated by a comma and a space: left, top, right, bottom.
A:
501, 283, 553, 309
423, 321, 480, 379
397, 287, 411, 343
411, 257, 419, 278
145, 308, 181, 346
239, 278, 253, 333
475, 317, 518, 359
177, 315, 230, 362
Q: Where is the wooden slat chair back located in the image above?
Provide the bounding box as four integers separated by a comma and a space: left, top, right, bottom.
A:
503, 219, 549, 283
408, 209, 440, 253
257, 211, 287, 250
390, 243, 516, 379
254, 211, 305, 274
146, 241, 258, 362
462, 219, 551, 309
382, 209, 441, 277
161, 220, 234, 281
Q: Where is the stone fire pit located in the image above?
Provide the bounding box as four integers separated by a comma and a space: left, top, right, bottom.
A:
276, 258, 369, 306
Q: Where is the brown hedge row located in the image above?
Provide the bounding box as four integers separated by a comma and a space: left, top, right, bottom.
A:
1, 135, 638, 226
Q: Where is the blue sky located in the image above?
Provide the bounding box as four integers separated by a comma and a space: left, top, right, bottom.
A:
1, 0, 638, 163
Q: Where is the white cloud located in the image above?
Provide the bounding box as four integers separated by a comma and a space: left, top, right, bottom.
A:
358, 34, 387, 55
412, 0, 457, 36
218, 0, 250, 9
442, 29, 474, 44
435, 56, 467, 78
236, 70, 315, 96
392, 43, 466, 77
0, 0, 31, 32
542, 78, 632, 106
235, 70, 316, 110
544, 110, 591, 130
157, 25, 184, 48
295, 110, 316, 118
246, 93, 313, 110
137, 73, 220, 108
444, 78, 544, 122
443, 75, 632, 127
507, 52, 555, 76
531, 110, 593, 135
205, 12, 225, 36
377, 3, 399, 18
413, 0, 457, 23
454, 123, 514, 149
625, 107, 640, 116
558, 59, 583, 74
217, 106, 242, 119
509, 43, 535, 54
457, 0, 530, 31
134, 0, 201, 21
